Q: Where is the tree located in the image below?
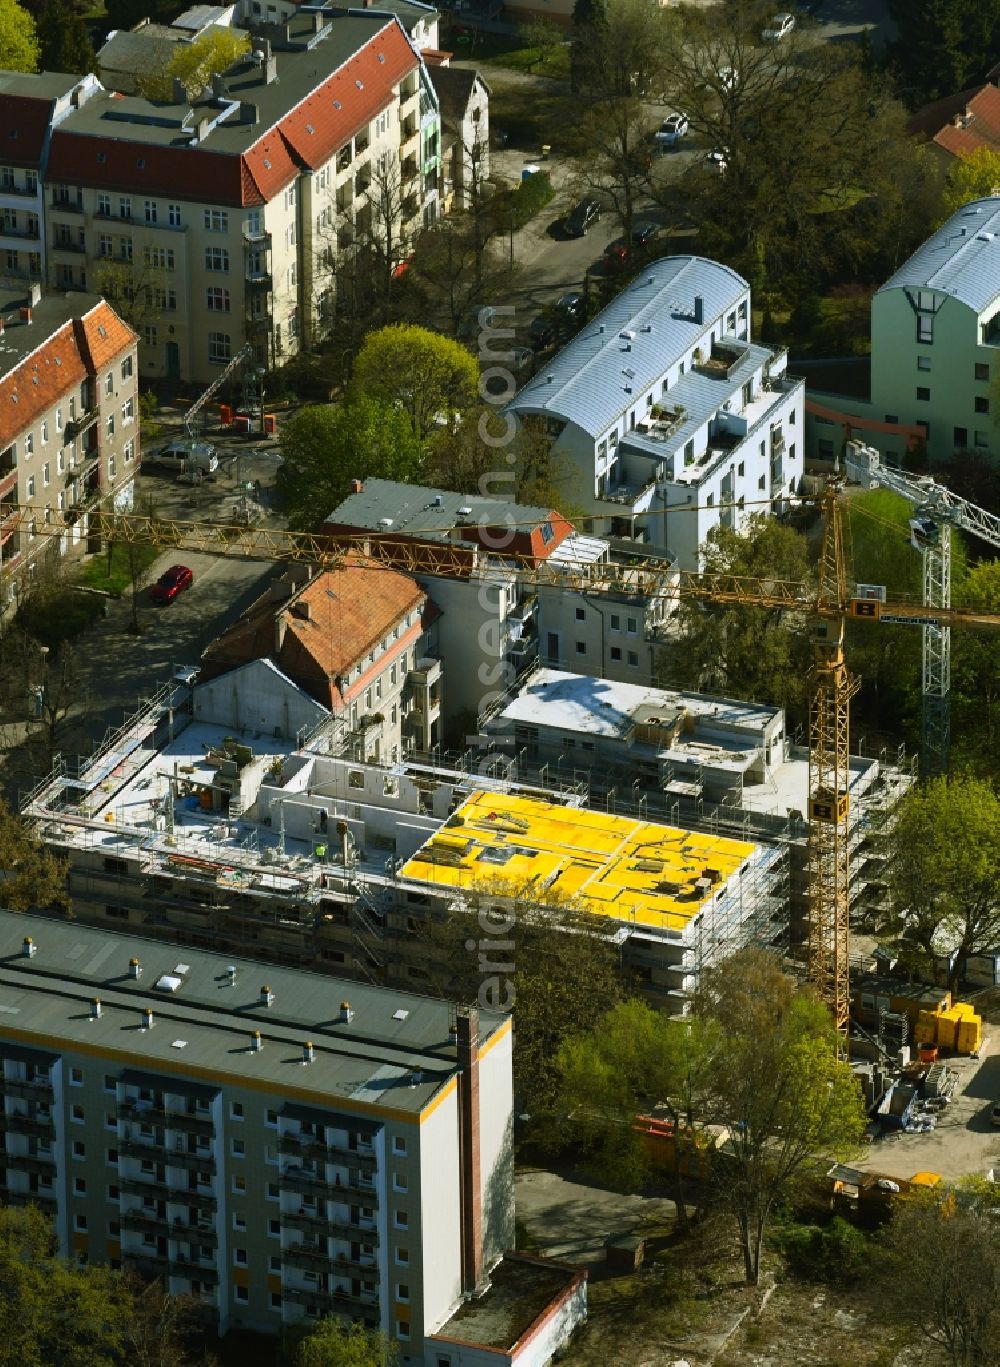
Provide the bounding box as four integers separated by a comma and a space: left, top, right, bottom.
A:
519, 16, 562, 74
37, 0, 94, 75
351, 325, 479, 442
653, 1, 920, 297
295, 1316, 398, 1367
940, 147, 1000, 222
90, 258, 169, 336
137, 29, 250, 101
0, 0, 39, 72
0, 798, 70, 914
570, 94, 652, 249
0, 1204, 128, 1365
887, 0, 1000, 107
693, 948, 867, 1284
570, 0, 608, 94
951, 559, 1000, 776
660, 514, 812, 722
880, 775, 1000, 991
878, 1192, 1000, 1365
276, 397, 424, 531
553, 999, 720, 1223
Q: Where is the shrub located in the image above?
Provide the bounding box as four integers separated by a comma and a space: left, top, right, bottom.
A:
771, 1215, 870, 1284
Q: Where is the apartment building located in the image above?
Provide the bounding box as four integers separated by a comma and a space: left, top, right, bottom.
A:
0, 72, 101, 290
0, 287, 139, 589
198, 559, 442, 761
235, 0, 441, 52
39, 9, 440, 383
324, 478, 680, 728
808, 197, 1000, 469
481, 666, 914, 949
428, 65, 490, 212
0, 909, 559, 1362
505, 255, 805, 573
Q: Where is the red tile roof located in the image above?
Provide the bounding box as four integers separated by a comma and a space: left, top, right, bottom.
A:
47, 22, 419, 208
0, 321, 86, 450
74, 301, 138, 374
200, 559, 427, 710
908, 83, 1000, 158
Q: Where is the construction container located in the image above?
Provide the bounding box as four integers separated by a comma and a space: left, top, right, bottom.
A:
918, 1043, 938, 1064
935, 1007, 961, 1051
914, 1010, 940, 1045
854, 977, 951, 1034
956, 1016, 983, 1056
263, 413, 277, 435
219, 403, 233, 426
233, 414, 252, 435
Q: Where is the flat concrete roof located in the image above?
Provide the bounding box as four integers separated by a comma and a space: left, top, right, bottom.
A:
431, 1254, 582, 1351
0, 910, 502, 1119
327, 476, 557, 541
400, 790, 757, 934
496, 668, 779, 741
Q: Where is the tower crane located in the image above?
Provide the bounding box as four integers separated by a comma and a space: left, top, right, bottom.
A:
4, 494, 1000, 1039
845, 440, 1000, 777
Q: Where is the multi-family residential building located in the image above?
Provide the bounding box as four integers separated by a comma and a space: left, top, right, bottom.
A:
505, 255, 805, 572
324, 478, 679, 727
96, 11, 240, 97
235, 0, 441, 52
807, 197, 1000, 468
198, 559, 442, 761
907, 76, 1000, 169
427, 64, 490, 212
37, 9, 441, 383
0, 909, 585, 1363
481, 666, 914, 950
0, 287, 139, 590
0, 72, 101, 290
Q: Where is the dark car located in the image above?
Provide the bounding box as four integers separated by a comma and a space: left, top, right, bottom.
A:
565, 199, 601, 237
604, 238, 630, 266
151, 564, 194, 604
630, 220, 660, 247
555, 291, 587, 326
528, 313, 558, 349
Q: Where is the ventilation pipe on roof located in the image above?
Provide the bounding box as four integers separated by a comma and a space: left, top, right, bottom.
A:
141, 1007, 154, 1030
22, 936, 36, 958
90, 997, 102, 1020
129, 957, 142, 979
249, 1029, 262, 1052
302, 1040, 315, 1064
260, 984, 275, 1007
340, 1000, 354, 1023
693, 295, 704, 324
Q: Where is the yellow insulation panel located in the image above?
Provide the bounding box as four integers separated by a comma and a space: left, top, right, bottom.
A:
400, 790, 757, 932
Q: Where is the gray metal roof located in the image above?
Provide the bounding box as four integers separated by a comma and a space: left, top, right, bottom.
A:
0, 290, 107, 375
327, 476, 555, 538
0, 910, 501, 1117
505, 256, 748, 440
0, 71, 80, 100
877, 197, 1000, 313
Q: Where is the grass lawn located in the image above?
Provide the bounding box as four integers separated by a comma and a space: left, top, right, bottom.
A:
77, 542, 161, 597
489, 83, 573, 154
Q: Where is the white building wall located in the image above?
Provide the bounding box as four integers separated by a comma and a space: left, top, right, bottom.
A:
192, 660, 329, 739
477, 1024, 514, 1269
418, 1085, 464, 1338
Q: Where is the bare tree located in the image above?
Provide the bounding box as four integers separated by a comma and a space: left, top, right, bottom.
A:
90, 256, 170, 335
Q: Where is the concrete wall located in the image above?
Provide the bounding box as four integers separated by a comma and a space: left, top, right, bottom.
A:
419, 1084, 463, 1340
476, 1024, 514, 1269
193, 660, 329, 739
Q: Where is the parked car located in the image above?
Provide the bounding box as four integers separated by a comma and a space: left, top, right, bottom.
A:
763, 11, 795, 39
630, 220, 660, 247
528, 313, 558, 349
604, 238, 630, 266
150, 440, 219, 475
655, 112, 689, 147
151, 564, 194, 604
555, 291, 587, 326
564, 199, 601, 237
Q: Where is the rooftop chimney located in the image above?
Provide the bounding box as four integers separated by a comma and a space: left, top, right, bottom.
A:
227, 965, 237, 986
29, 283, 40, 307
302, 1040, 315, 1063
311, 10, 325, 31
141, 1007, 154, 1029
693, 295, 704, 325
22, 936, 36, 958
350, 479, 363, 494
274, 612, 287, 654
240, 101, 259, 126
211, 73, 226, 100
340, 1000, 354, 1023
172, 76, 186, 104
265, 54, 278, 85
249, 1029, 262, 1052
291, 599, 311, 622
90, 997, 102, 1020
129, 956, 142, 980
457, 1006, 484, 1293
260, 984, 275, 1007
19, 307, 31, 325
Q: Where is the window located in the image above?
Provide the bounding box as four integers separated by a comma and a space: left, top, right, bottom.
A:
72, 1140, 85, 1158
120, 354, 133, 381
144, 246, 173, 269
976, 396, 989, 414
575, 641, 586, 655
97, 193, 110, 217
626, 617, 637, 634
917, 356, 931, 371
231, 1139, 245, 1157
232, 1175, 247, 1194
270, 1293, 282, 1311
74, 1215, 88, 1233
975, 430, 990, 447
610, 645, 622, 662
975, 362, 990, 381
234, 1286, 249, 1305
26, 475, 34, 498
41, 419, 48, 444
119, 236, 132, 261
206, 287, 231, 312
204, 246, 229, 271
105, 371, 114, 396
123, 439, 134, 464
234, 1248, 248, 1266
119, 198, 131, 219
70, 1066, 83, 1086
208, 332, 231, 364
106, 1147, 118, 1165
954, 426, 968, 448
917, 316, 933, 344
396, 1284, 410, 1302
144, 200, 156, 223
575, 607, 585, 621
393, 1172, 408, 1193
267, 1219, 280, 1237
392, 1136, 407, 1156
204, 209, 228, 231
395, 1247, 409, 1265
106, 415, 114, 439
121, 397, 134, 424
609, 613, 620, 630
231, 1102, 244, 1120
71, 1104, 84, 1123
24, 432, 32, 456
396, 1320, 410, 1341
916, 387, 930, 401
267, 1182, 279, 1200
265, 1109, 278, 1127
168, 203, 181, 227
394, 1209, 408, 1229
627, 651, 639, 667
73, 1177, 87, 1195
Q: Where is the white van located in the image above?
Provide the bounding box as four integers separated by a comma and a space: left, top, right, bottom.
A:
150, 440, 219, 474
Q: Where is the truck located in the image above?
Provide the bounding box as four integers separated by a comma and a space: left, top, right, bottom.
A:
148, 440, 219, 476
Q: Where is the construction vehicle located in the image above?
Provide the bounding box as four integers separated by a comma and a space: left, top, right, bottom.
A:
845, 440, 1000, 777
4, 489, 1000, 1039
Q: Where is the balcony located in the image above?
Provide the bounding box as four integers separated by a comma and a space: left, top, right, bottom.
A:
245, 264, 272, 288
5, 1111, 54, 1137
51, 235, 86, 253
4, 1151, 56, 1177
0, 222, 39, 240
282, 1243, 336, 1272
400, 116, 418, 145
693, 339, 750, 380
2, 1187, 56, 1215
2, 1076, 53, 1099
50, 191, 83, 212
633, 404, 688, 443
408, 656, 441, 689
65, 407, 99, 441
120, 1135, 166, 1158
120, 1207, 168, 1234
600, 475, 658, 509
243, 226, 271, 245
0, 180, 38, 199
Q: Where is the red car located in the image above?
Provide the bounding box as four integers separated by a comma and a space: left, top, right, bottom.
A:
151, 564, 194, 604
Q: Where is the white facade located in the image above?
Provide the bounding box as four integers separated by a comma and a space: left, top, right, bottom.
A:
507, 257, 805, 572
